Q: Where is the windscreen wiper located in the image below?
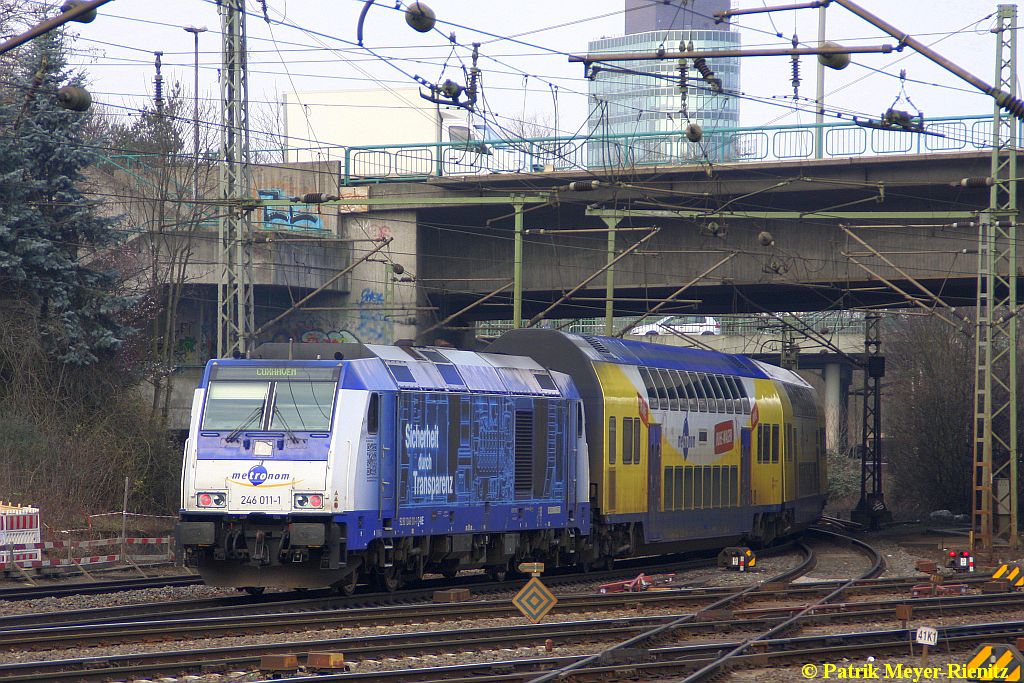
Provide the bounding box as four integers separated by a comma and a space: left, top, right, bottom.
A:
225, 403, 265, 443
271, 405, 301, 444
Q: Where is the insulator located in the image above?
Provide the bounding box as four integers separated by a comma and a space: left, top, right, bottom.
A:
567, 180, 601, 191
404, 1, 436, 33
61, 0, 96, 23
56, 85, 91, 112
955, 177, 994, 188
790, 34, 800, 99
300, 192, 337, 204
692, 57, 712, 79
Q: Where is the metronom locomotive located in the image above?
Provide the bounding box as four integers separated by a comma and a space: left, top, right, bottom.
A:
176, 329, 826, 593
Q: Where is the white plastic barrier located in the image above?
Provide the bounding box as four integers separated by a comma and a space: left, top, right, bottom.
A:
0, 505, 41, 564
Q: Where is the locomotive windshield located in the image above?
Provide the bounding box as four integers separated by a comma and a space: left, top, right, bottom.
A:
201, 365, 340, 432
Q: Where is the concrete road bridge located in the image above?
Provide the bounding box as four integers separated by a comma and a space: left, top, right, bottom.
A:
124, 114, 1015, 429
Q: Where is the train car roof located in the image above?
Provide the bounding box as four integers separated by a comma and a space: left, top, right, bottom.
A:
487, 328, 770, 379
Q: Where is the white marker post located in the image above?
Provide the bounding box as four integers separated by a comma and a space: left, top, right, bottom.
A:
915, 626, 938, 665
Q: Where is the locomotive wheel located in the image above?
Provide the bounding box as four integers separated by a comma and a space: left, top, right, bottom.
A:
374, 566, 402, 592
242, 586, 265, 596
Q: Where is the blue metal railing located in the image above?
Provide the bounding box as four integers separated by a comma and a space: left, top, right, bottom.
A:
340, 114, 1002, 185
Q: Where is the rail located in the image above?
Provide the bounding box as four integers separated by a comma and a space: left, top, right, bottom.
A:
340, 113, 1004, 185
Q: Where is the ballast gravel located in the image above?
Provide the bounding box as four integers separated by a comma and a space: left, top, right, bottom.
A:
0, 583, 235, 617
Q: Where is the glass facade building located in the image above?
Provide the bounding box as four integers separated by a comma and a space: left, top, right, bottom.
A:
587, 4, 741, 167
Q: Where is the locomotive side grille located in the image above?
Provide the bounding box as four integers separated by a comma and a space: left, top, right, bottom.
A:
514, 410, 533, 498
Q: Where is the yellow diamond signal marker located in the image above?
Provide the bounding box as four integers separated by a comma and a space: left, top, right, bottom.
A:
513, 576, 557, 624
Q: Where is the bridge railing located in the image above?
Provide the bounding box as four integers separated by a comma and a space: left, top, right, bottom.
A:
341, 114, 1001, 185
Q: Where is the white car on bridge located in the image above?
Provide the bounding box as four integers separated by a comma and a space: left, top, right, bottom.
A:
631, 315, 721, 336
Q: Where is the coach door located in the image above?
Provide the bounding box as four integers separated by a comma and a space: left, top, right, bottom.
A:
379, 394, 397, 528
740, 427, 751, 507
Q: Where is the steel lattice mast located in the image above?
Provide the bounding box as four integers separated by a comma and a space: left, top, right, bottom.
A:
216, 0, 254, 358
972, 4, 1019, 552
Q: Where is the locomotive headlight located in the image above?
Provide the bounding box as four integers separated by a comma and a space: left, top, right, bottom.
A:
196, 492, 226, 508
293, 493, 324, 509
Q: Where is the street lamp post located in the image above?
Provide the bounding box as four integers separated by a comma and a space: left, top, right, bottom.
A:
183, 25, 207, 202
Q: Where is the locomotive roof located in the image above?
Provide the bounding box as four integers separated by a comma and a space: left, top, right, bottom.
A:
209, 342, 579, 398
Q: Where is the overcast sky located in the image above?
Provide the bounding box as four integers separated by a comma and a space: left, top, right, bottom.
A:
52, 0, 1013, 144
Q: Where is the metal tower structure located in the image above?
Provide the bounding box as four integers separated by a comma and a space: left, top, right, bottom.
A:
216, 0, 254, 358
972, 4, 1019, 553
851, 313, 890, 529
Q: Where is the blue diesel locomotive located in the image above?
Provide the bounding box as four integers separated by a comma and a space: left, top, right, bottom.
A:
176, 330, 826, 592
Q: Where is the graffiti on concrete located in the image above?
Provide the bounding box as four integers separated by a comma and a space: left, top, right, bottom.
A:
267, 313, 360, 344
173, 320, 212, 364
356, 288, 389, 343
258, 188, 324, 232
297, 328, 359, 343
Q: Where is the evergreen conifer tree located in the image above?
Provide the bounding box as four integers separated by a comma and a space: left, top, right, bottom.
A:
0, 32, 132, 365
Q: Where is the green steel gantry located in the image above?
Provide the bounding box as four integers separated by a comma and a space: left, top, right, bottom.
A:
972, 4, 1019, 553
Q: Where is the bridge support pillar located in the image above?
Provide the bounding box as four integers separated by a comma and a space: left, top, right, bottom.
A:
823, 362, 851, 454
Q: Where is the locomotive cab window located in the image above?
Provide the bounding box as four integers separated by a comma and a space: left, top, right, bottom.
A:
202, 365, 340, 433
202, 381, 270, 431
270, 381, 336, 431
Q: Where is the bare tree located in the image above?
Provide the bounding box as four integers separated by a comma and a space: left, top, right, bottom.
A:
88, 84, 220, 428
250, 90, 287, 164
884, 316, 974, 514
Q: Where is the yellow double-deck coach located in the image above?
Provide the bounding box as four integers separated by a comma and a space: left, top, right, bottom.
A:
489, 329, 826, 561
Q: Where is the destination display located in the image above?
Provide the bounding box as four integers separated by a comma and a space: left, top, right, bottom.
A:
210, 365, 340, 382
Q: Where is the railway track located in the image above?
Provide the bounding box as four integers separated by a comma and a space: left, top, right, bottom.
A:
4, 582, 1023, 681
0, 574, 997, 650
0, 543, 815, 680
0, 574, 202, 602
0, 546, 805, 631
2, 531, 1007, 682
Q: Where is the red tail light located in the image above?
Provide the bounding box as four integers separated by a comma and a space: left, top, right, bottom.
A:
198, 493, 213, 507
309, 494, 323, 508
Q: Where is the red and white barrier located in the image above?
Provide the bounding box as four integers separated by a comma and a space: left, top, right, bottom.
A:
0, 505, 41, 565
4, 536, 172, 552
0, 535, 174, 572
0, 555, 120, 571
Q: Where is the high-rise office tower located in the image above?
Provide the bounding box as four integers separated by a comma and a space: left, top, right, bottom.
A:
587, 0, 740, 166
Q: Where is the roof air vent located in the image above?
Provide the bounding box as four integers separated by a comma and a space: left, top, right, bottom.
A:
580, 335, 611, 354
